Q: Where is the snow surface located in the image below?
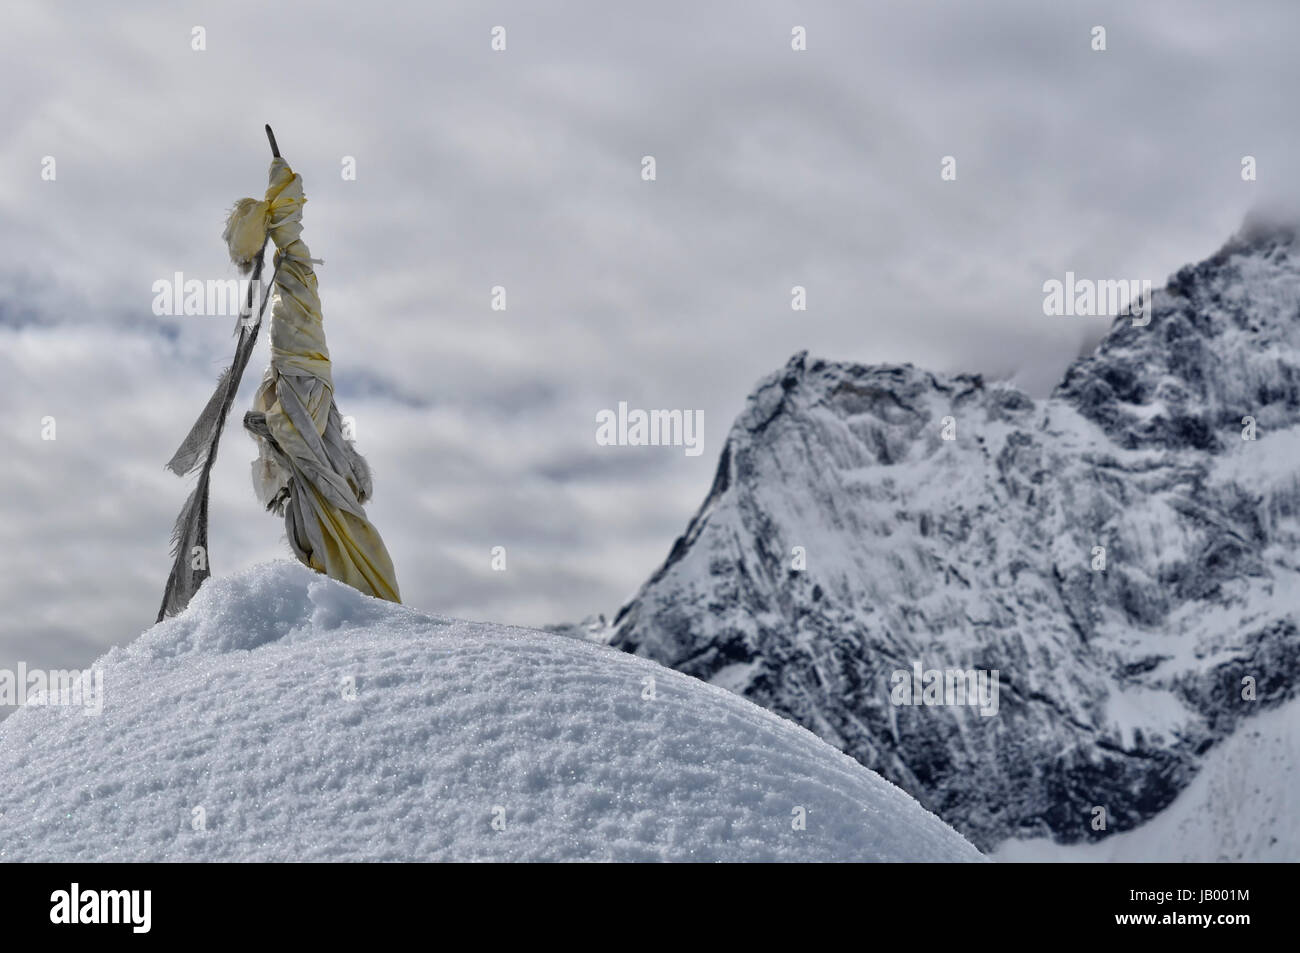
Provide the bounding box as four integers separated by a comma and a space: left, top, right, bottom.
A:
0, 561, 983, 862
995, 698, 1300, 862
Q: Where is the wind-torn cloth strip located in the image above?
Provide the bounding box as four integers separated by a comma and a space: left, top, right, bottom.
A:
230, 156, 402, 604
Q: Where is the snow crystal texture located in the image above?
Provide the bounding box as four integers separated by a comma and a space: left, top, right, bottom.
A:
0, 561, 983, 862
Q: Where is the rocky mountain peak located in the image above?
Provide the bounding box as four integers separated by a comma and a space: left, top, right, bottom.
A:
610, 217, 1300, 850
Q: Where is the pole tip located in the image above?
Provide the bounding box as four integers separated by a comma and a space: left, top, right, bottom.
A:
265, 124, 280, 158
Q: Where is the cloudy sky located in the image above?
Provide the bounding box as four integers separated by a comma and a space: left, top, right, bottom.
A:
2, 0, 1298, 677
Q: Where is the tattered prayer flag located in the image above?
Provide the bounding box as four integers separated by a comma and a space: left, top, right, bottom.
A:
158, 126, 401, 620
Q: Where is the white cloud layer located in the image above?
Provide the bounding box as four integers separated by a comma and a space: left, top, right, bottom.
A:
2, 0, 1298, 675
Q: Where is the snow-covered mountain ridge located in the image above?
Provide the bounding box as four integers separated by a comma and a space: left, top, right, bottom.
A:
610, 215, 1300, 853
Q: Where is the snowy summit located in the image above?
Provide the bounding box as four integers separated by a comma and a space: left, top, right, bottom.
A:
0, 561, 982, 862
610, 215, 1300, 855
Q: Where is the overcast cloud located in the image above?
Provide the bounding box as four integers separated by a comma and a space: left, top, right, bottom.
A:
3, 0, 1298, 677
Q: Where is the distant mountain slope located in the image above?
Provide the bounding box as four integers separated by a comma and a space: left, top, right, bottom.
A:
610, 216, 1300, 853
995, 697, 1299, 861
0, 561, 982, 862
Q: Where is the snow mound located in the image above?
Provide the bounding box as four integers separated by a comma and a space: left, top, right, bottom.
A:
0, 562, 983, 862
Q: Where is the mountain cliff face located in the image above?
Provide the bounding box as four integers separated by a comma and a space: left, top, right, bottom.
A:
609, 216, 1300, 851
